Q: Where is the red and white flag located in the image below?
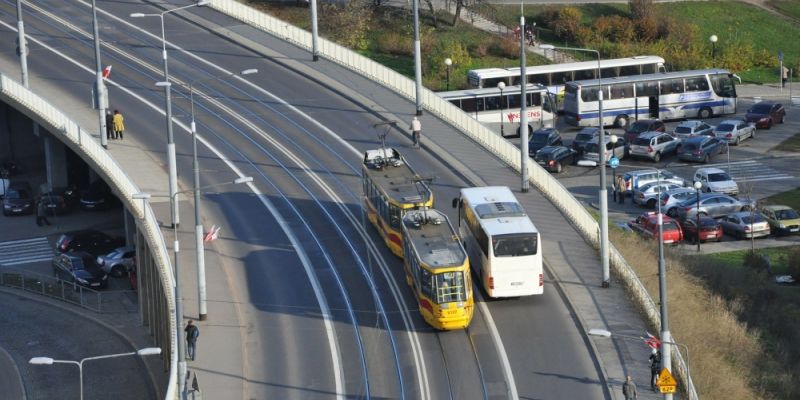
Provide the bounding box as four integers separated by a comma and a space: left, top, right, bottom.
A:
642, 332, 661, 350
203, 225, 221, 243
102, 65, 112, 79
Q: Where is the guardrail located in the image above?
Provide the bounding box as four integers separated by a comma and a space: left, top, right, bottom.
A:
207, 1, 696, 398
0, 73, 178, 400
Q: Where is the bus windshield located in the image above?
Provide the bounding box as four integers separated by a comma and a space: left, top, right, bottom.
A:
435, 271, 467, 303
492, 233, 538, 257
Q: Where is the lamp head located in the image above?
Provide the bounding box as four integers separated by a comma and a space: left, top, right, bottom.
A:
29, 357, 54, 365
693, 180, 702, 190
444, 58, 452, 66
610, 134, 618, 144
130, 13, 145, 18
710, 34, 718, 43
539, 44, 555, 50
497, 82, 505, 90
240, 69, 258, 76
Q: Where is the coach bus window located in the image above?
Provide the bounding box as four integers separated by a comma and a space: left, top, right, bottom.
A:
528, 92, 542, 107
507, 93, 521, 108
551, 71, 571, 85
685, 77, 709, 92
530, 73, 548, 86
448, 99, 461, 109
485, 95, 501, 111
621, 65, 641, 76
574, 69, 595, 81
610, 84, 633, 99
511, 75, 524, 85
636, 81, 659, 97
483, 77, 503, 89
581, 87, 600, 102
493, 233, 538, 257
711, 74, 736, 97
601, 67, 619, 78
642, 64, 657, 74
460, 97, 477, 113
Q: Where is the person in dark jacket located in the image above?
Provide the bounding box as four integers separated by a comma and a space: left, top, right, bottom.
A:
185, 320, 199, 361
649, 348, 662, 391
623, 375, 637, 399
105, 110, 114, 140
36, 199, 51, 227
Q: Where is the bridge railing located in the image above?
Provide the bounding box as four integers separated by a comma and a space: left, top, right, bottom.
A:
207, 1, 696, 397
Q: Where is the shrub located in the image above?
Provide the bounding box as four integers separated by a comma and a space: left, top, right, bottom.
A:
376, 32, 413, 56
552, 7, 583, 42
492, 37, 520, 59
318, 1, 372, 51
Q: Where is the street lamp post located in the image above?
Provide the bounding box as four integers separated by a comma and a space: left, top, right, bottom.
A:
520, 12, 529, 193
130, 0, 210, 229
133, 176, 251, 398
444, 58, 452, 91
710, 35, 718, 68
161, 69, 257, 321
497, 81, 506, 137
693, 180, 702, 252
610, 134, 618, 202
540, 44, 608, 287
91, 0, 108, 150
412, 0, 423, 115
15, 0, 29, 88
29, 347, 161, 400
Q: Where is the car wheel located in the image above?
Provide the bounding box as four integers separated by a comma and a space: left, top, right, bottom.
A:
653, 152, 661, 163
614, 115, 629, 129
111, 265, 127, 278
647, 199, 656, 208
698, 107, 712, 119
735, 136, 740, 146
751, 129, 756, 139
780, 116, 785, 124
767, 120, 772, 130
555, 162, 562, 173
698, 212, 708, 217
703, 154, 710, 164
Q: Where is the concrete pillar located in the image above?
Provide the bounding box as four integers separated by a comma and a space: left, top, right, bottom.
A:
43, 134, 68, 191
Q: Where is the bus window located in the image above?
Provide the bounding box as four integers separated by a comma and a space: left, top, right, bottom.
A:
669, 79, 685, 94
610, 83, 633, 99
528, 92, 542, 107
636, 81, 659, 97
574, 69, 595, 81
476, 97, 485, 112
642, 63, 657, 74
492, 233, 538, 257
511, 75, 524, 85
485, 95, 502, 111
507, 93, 522, 108
461, 97, 477, 113
711, 74, 736, 97
581, 87, 600, 102
685, 77, 709, 92
484, 77, 504, 89
551, 71, 571, 85
601, 67, 619, 78
448, 99, 461, 109
529, 73, 549, 86
620, 65, 641, 76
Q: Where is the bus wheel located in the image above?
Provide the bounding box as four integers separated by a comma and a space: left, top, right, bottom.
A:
614, 115, 629, 129
698, 107, 712, 120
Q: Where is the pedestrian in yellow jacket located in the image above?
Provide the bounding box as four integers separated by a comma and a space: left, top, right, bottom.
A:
112, 109, 125, 140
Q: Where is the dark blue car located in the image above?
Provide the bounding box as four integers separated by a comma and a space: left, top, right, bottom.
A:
677, 136, 725, 164
528, 128, 563, 155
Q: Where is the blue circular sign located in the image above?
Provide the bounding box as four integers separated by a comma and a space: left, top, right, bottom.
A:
609, 156, 619, 169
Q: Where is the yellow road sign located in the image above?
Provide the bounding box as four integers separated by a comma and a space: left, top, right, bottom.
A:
657, 367, 677, 387
659, 385, 677, 394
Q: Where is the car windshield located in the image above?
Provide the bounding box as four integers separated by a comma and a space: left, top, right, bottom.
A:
682, 142, 699, 151
750, 104, 772, 113
707, 173, 731, 182
701, 219, 719, 227
776, 209, 799, 219
7, 189, 28, 199
674, 126, 692, 134
575, 133, 594, 141
716, 124, 734, 132
629, 122, 650, 133
531, 134, 549, 144
741, 214, 765, 224
633, 137, 651, 146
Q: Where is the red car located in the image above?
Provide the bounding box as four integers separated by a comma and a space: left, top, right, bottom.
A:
745, 102, 785, 129
680, 216, 723, 243
624, 119, 665, 145
628, 212, 683, 244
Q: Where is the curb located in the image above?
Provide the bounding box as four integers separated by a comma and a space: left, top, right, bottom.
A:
0, 345, 26, 400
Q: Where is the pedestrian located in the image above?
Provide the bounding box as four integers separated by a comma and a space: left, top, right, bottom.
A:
105, 109, 114, 140
612, 176, 617, 202
185, 320, 199, 361
112, 109, 125, 140
616, 175, 626, 204
410, 116, 421, 148
35, 199, 51, 227
782, 65, 789, 88
513, 25, 521, 41
622, 375, 638, 400
649, 348, 662, 391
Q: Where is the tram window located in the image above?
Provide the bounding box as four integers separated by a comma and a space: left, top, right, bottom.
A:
601, 67, 619, 78
484, 95, 502, 111
551, 71, 571, 85
506, 93, 521, 108
620, 65, 641, 76
389, 205, 402, 228
574, 69, 595, 81
420, 268, 433, 299
461, 97, 477, 113
685, 77, 709, 92
436, 272, 465, 303
529, 73, 548, 86
635, 82, 659, 97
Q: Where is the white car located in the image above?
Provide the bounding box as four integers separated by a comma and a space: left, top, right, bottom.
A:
628, 131, 680, 162
671, 120, 715, 140
694, 167, 738, 196
713, 119, 755, 145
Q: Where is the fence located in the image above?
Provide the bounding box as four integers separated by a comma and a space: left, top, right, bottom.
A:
207, 1, 696, 398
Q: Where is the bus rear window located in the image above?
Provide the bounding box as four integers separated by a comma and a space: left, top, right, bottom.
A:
492, 233, 538, 257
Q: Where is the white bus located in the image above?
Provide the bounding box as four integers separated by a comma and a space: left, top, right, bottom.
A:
563, 69, 738, 128
452, 186, 543, 298
467, 56, 666, 95
438, 84, 556, 134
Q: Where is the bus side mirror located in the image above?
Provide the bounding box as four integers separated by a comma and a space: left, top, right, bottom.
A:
452, 198, 459, 208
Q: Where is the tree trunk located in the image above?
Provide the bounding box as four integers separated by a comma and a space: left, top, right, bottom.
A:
424, 0, 438, 29
452, 1, 462, 27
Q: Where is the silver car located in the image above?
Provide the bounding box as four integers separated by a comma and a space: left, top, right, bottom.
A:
719, 212, 771, 239
671, 120, 715, 140
628, 131, 680, 162
659, 187, 697, 217
675, 193, 755, 220
713, 119, 755, 145
633, 182, 683, 208
96, 246, 136, 278
583, 136, 626, 164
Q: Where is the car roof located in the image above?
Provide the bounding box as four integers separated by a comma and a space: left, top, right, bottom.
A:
696, 167, 725, 174
683, 135, 712, 143
728, 211, 762, 218
637, 131, 663, 139
665, 187, 694, 194
533, 127, 558, 134
537, 146, 563, 154
761, 205, 793, 211
677, 120, 703, 127
717, 119, 744, 125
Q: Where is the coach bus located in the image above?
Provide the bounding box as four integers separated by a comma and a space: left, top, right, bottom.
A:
452, 186, 543, 298
362, 147, 433, 257
401, 208, 473, 330
438, 84, 556, 134
467, 56, 666, 95
562, 69, 738, 128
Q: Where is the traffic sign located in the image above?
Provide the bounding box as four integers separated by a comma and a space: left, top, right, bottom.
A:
657, 367, 677, 387
659, 385, 677, 394
609, 156, 619, 169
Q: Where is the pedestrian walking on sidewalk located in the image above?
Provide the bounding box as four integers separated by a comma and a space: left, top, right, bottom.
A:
35, 199, 51, 227
782, 65, 789, 88
616, 175, 626, 204
410, 116, 421, 148
623, 375, 638, 400
185, 320, 199, 361
112, 109, 125, 140
105, 109, 114, 140
649, 348, 662, 391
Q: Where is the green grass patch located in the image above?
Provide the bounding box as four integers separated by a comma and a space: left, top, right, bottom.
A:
771, 132, 800, 153
760, 187, 800, 210
768, 0, 800, 20
696, 246, 800, 275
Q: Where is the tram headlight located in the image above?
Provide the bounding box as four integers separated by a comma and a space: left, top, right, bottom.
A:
457, 301, 464, 308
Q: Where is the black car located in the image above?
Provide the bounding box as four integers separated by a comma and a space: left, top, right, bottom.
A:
52, 252, 108, 289
677, 136, 726, 163
38, 193, 70, 216
80, 179, 119, 210
55, 229, 125, 256
571, 127, 600, 155
534, 146, 578, 173
528, 128, 563, 155
2, 181, 34, 216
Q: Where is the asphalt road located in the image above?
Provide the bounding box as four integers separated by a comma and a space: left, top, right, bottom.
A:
0, 1, 607, 399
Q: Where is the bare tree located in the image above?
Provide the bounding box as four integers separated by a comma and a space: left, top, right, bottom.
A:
422, 0, 439, 29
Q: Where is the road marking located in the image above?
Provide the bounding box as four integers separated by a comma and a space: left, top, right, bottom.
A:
0, 237, 53, 266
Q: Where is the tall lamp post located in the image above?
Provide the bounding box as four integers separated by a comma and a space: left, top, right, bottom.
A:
540, 44, 609, 288
130, 0, 210, 229
91, 0, 108, 150
412, 0, 422, 115
497, 81, 506, 137
29, 347, 161, 400
444, 58, 452, 91
693, 180, 702, 252
160, 68, 257, 321
133, 176, 252, 399
15, 0, 29, 88
710, 35, 718, 68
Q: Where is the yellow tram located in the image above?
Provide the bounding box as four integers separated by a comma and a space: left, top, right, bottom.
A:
400, 208, 473, 330
362, 148, 433, 257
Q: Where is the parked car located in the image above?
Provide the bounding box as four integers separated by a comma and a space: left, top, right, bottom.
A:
628, 131, 681, 162
675, 193, 755, 220
96, 246, 136, 278
624, 119, 665, 144
52, 252, 109, 289
680, 216, 723, 243
719, 211, 771, 239
528, 127, 563, 155
583, 136, 627, 165
571, 127, 600, 156
80, 179, 119, 211
677, 136, 726, 164
37, 193, 70, 216
660, 187, 697, 217
533, 146, 578, 173
622, 169, 684, 195
745, 101, 785, 129
671, 120, 715, 140
55, 229, 125, 256
628, 212, 683, 244
694, 167, 738, 196
713, 119, 755, 145
632, 182, 683, 208
759, 205, 800, 235
2, 181, 34, 216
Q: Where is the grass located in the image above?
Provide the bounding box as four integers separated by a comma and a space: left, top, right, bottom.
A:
771, 133, 800, 153
768, 0, 800, 20
760, 187, 800, 209
698, 245, 800, 275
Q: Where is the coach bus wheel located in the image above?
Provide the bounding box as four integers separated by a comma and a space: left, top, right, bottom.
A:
698, 107, 712, 120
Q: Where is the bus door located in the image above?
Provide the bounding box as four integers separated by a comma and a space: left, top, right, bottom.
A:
648, 96, 659, 118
